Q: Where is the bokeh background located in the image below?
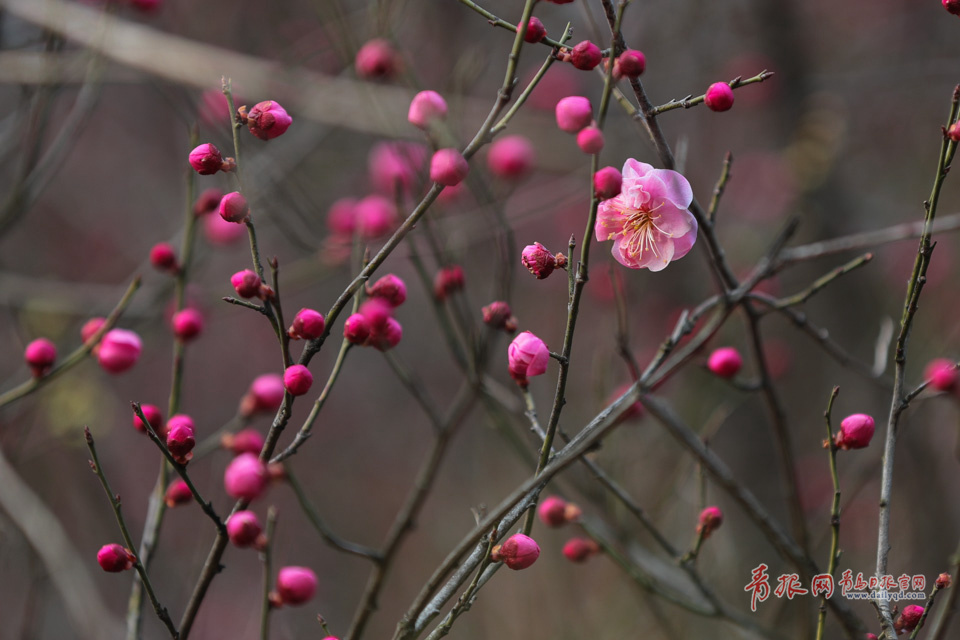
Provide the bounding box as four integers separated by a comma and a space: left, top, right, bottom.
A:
1, 0, 960, 638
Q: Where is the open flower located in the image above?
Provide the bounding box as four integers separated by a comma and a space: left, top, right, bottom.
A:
594, 159, 697, 271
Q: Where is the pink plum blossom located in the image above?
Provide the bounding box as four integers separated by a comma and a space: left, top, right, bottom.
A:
594, 159, 697, 272
508, 331, 549, 384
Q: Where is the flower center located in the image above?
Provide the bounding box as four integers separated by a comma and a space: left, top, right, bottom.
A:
611, 202, 670, 259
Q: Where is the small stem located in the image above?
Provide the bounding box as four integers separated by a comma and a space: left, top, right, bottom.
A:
816, 386, 842, 640
707, 152, 733, 224
647, 71, 775, 117
260, 507, 278, 640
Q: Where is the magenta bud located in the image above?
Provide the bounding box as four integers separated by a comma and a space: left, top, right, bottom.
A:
355, 39, 400, 80
537, 496, 568, 527
149, 243, 178, 273
288, 308, 326, 340
487, 135, 535, 180
205, 212, 247, 245
555, 96, 593, 133
705, 82, 735, 112
81, 317, 107, 346
937, 573, 952, 589
562, 537, 600, 563
925, 358, 958, 392
246, 100, 292, 140
242, 374, 285, 416
593, 166, 622, 200
493, 533, 540, 570
570, 40, 602, 70
24, 338, 56, 377
165, 414, 196, 464
133, 404, 164, 434
97, 329, 142, 374
284, 364, 313, 396
164, 480, 192, 507
948, 122, 960, 142
231, 269, 262, 299
430, 148, 470, 186
276, 566, 318, 606
355, 195, 398, 239
508, 331, 549, 385
218, 191, 250, 223
368, 141, 427, 196
482, 301, 513, 329
433, 265, 466, 301
944, 0, 960, 15
344, 313, 372, 344
359, 298, 393, 333
327, 198, 358, 236
519, 16, 546, 43
194, 187, 224, 216
222, 428, 266, 456
707, 347, 742, 378
189, 143, 223, 175
576, 126, 604, 154
370, 317, 403, 352
97, 544, 136, 572
224, 452, 269, 501
522, 242, 556, 279
172, 308, 204, 342
697, 506, 724, 539
408, 90, 448, 129
227, 511, 264, 548
895, 605, 924, 634
834, 413, 875, 450
369, 274, 407, 307
615, 49, 646, 79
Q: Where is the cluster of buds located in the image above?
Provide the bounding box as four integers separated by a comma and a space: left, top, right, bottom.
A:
508, 331, 550, 387
491, 533, 540, 570
342, 274, 407, 351
521, 242, 567, 279
537, 496, 582, 527
482, 301, 518, 333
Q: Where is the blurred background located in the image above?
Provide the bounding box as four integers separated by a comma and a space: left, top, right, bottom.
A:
1, 0, 960, 638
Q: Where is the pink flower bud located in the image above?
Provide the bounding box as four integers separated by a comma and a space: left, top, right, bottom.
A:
705, 82, 735, 112
944, 0, 960, 15
284, 364, 313, 396
344, 313, 372, 344
697, 506, 723, 539
164, 479, 192, 507
555, 96, 593, 133
369, 142, 427, 196
508, 331, 549, 384
408, 90, 448, 129
222, 428, 266, 456
327, 198, 358, 236
276, 566, 318, 605
24, 338, 56, 377
356, 39, 400, 80
614, 49, 646, 79
834, 413, 875, 450
133, 404, 163, 434
487, 135, 535, 179
81, 317, 107, 346
482, 301, 513, 329
219, 191, 250, 223
948, 122, 960, 142
149, 243, 178, 273
433, 265, 465, 301
97, 329, 142, 374
430, 148, 470, 186
564, 502, 582, 522
707, 347, 742, 378
230, 270, 262, 299
194, 187, 224, 216
925, 358, 957, 392
593, 166, 622, 200
576, 126, 604, 154
937, 572, 952, 589
189, 143, 223, 175
172, 308, 204, 342
519, 16, 546, 43
166, 414, 196, 464
227, 511, 264, 548
204, 211, 247, 245
537, 496, 568, 527
242, 374, 285, 416
359, 298, 393, 333
522, 242, 556, 279
492, 533, 540, 570
246, 100, 292, 140
562, 537, 600, 563
97, 544, 136, 572
370, 317, 403, 352
289, 308, 326, 340
369, 274, 407, 307
895, 605, 924, 633
570, 40, 602, 70
224, 452, 269, 501
355, 195, 398, 239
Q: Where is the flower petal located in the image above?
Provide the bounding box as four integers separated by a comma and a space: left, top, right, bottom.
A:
650, 206, 692, 237
595, 200, 626, 242
646, 168, 693, 209
621, 158, 653, 182
645, 237, 675, 272
670, 211, 699, 260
